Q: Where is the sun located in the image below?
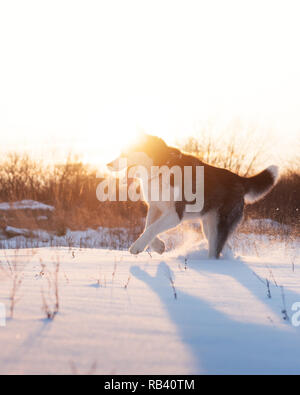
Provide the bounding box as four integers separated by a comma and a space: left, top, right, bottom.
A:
82, 112, 143, 166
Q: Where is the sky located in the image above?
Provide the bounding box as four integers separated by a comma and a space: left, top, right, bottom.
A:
0, 0, 299, 165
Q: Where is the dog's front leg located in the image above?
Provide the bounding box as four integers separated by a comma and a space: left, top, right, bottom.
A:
144, 204, 165, 254
129, 210, 181, 255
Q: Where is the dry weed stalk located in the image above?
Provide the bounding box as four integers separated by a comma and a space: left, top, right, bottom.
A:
40, 255, 60, 320
280, 286, 289, 321
124, 276, 131, 289
252, 270, 272, 299
166, 266, 177, 300
70, 361, 97, 375
0, 250, 26, 318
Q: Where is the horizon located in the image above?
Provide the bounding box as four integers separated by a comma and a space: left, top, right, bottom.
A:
0, 122, 298, 174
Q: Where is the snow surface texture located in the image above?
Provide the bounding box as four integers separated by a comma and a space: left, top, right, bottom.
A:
0, 200, 54, 212
0, 226, 136, 250
0, 235, 299, 375
0, 218, 289, 251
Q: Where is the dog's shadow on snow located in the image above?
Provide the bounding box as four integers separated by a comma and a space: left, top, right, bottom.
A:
130, 256, 300, 375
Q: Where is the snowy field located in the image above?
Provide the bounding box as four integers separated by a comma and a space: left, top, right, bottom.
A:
0, 228, 299, 375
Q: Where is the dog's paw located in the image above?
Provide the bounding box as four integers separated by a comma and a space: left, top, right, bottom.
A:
129, 240, 146, 255
151, 238, 165, 254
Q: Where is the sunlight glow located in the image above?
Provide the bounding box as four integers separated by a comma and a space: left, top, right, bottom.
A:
0, 0, 299, 164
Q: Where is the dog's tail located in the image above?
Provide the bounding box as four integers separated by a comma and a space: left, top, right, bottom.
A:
242, 165, 279, 204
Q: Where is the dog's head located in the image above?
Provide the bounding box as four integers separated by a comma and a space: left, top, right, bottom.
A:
107, 134, 170, 172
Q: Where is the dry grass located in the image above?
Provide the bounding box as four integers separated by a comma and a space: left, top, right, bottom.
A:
0, 154, 146, 234
245, 170, 300, 231
180, 126, 269, 176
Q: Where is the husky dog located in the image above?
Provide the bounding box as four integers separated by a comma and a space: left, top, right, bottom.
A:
107, 135, 278, 259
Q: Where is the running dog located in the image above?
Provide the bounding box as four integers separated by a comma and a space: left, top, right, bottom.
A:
107, 134, 278, 259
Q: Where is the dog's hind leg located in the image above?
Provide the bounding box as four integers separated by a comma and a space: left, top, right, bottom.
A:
214, 202, 244, 259
203, 203, 243, 259
202, 211, 219, 259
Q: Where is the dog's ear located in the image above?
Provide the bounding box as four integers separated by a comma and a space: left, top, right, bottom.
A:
143, 137, 184, 167
144, 135, 167, 149
164, 147, 183, 166
150, 138, 170, 166
135, 135, 168, 165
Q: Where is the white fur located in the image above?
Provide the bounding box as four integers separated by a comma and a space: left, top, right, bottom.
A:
129, 210, 180, 254
145, 204, 166, 254
244, 165, 279, 204
268, 165, 279, 181
202, 211, 218, 258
